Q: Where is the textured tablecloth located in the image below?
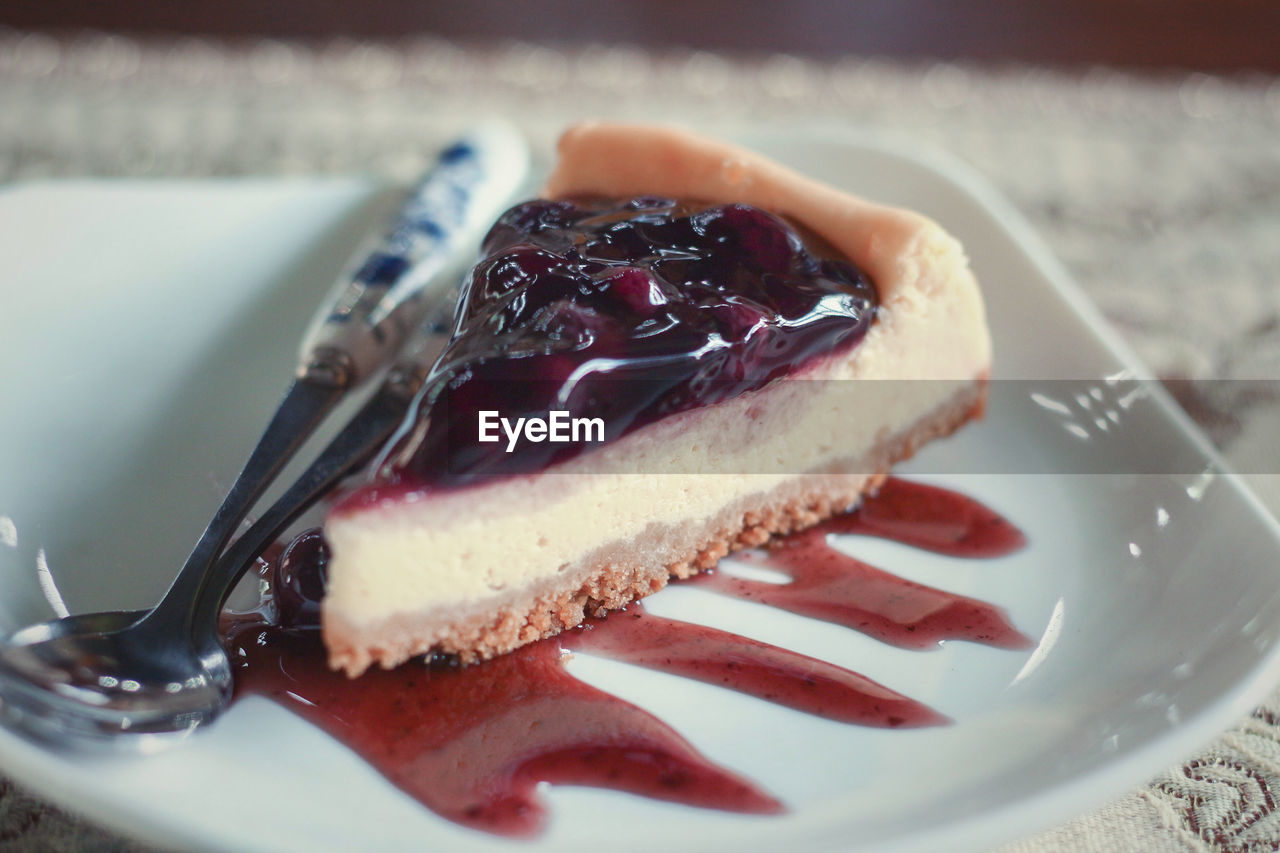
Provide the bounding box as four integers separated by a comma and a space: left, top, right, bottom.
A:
1, 29, 1278, 852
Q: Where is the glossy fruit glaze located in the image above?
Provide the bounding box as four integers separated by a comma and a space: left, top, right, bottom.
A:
236, 478, 1027, 837
370, 196, 878, 488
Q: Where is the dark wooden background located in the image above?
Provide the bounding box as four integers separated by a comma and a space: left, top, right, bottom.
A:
2, 0, 1278, 74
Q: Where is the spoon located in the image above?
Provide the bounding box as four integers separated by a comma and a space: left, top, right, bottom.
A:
0, 306, 453, 745
0, 125, 527, 744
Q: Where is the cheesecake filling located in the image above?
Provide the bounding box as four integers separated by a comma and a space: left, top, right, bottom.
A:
360, 196, 879, 492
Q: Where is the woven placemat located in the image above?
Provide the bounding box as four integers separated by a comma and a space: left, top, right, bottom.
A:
1, 29, 1278, 852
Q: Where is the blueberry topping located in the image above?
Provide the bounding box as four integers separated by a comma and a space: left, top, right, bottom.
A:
273, 529, 329, 628
385, 196, 878, 487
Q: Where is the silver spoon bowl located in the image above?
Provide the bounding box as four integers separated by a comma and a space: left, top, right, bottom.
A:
0, 124, 526, 745
0, 610, 181, 743
0, 361, 347, 745
0, 358, 433, 744
0, 358, 430, 744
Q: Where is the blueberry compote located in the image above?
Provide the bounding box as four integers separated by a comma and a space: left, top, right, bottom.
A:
381, 196, 878, 487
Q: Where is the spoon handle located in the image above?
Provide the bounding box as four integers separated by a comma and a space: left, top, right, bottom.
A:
148, 127, 526, 625
190, 307, 455, 642
153, 373, 348, 622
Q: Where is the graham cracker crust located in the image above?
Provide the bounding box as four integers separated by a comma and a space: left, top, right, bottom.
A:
324, 380, 986, 677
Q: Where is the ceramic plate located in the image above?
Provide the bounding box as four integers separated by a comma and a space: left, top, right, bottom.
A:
2, 131, 1279, 853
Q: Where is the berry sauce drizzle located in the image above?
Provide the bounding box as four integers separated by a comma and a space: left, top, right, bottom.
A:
367, 197, 878, 490
830, 477, 1028, 558
226, 625, 781, 838
560, 604, 949, 728
692, 480, 1031, 650
229, 478, 1027, 838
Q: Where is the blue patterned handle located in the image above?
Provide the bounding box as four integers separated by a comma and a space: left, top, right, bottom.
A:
299, 122, 528, 383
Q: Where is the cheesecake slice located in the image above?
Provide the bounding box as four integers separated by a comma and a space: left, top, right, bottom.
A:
321, 122, 991, 676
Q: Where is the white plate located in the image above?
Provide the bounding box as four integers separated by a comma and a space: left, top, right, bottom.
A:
2, 133, 1279, 853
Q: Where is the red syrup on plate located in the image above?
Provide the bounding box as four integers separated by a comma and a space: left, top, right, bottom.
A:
225, 623, 781, 838
227, 477, 1028, 837
831, 476, 1028, 557
560, 603, 949, 728
690, 479, 1031, 650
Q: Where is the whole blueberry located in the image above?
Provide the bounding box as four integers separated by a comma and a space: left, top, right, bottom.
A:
273, 529, 329, 628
